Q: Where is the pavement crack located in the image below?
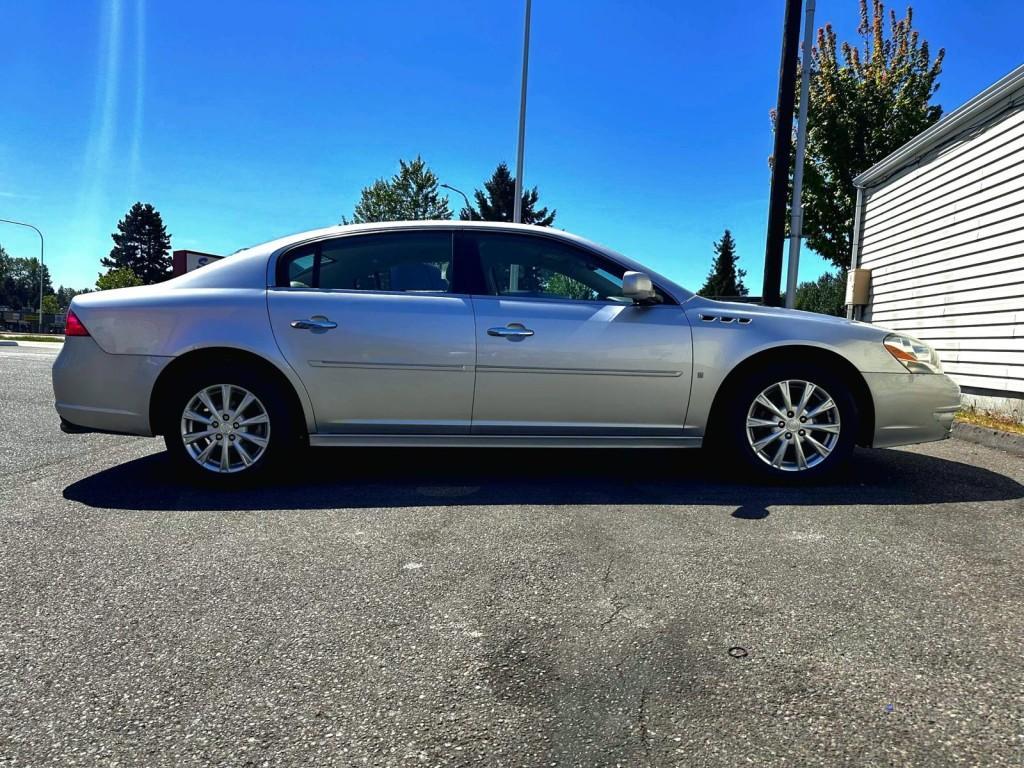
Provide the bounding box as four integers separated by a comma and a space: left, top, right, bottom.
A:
637, 685, 654, 765
600, 598, 626, 629
601, 556, 616, 591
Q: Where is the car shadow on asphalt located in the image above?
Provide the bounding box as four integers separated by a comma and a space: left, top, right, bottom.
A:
63, 445, 1023, 513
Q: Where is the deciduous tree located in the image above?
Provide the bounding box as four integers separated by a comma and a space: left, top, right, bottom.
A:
96, 266, 144, 291
0, 247, 54, 309
795, 271, 846, 316
784, 0, 944, 269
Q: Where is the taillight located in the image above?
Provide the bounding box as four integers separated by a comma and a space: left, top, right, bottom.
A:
65, 309, 90, 337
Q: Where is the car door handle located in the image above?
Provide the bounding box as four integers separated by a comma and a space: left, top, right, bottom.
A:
487, 324, 534, 339
290, 317, 338, 330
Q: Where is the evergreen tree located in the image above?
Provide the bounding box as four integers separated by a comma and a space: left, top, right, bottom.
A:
782, 0, 943, 268
699, 230, 748, 298
460, 162, 555, 226
102, 202, 172, 284
345, 156, 451, 223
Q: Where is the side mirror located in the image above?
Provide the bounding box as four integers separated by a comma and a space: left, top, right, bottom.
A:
622, 271, 656, 303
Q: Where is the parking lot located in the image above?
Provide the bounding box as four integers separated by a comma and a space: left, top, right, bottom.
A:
1, 343, 1022, 767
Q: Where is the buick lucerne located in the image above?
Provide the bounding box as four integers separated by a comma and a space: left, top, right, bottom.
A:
53, 222, 961, 482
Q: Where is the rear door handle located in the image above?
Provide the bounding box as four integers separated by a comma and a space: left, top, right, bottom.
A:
290, 317, 338, 330
487, 324, 534, 339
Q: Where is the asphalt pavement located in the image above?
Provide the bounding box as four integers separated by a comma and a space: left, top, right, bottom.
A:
1, 343, 1022, 767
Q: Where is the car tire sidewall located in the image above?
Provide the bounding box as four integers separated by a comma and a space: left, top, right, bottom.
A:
162, 364, 293, 483
723, 362, 858, 482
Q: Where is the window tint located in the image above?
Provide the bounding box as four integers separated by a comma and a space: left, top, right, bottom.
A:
278, 231, 453, 292
467, 232, 633, 302
286, 248, 316, 288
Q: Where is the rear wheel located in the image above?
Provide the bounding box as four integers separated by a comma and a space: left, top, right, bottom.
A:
721, 363, 858, 481
162, 363, 295, 481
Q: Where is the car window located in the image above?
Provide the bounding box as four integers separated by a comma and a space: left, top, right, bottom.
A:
278, 231, 453, 292
464, 232, 652, 303
286, 248, 316, 288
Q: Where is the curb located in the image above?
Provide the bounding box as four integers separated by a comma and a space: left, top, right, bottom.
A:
951, 422, 1024, 458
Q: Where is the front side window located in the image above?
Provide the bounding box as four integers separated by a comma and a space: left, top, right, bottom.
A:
277, 231, 453, 292
464, 232, 648, 303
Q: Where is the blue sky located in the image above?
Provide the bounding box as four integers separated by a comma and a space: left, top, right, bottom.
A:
2, 0, 1023, 292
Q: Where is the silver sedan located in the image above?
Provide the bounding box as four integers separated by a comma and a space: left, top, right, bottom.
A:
53, 221, 961, 481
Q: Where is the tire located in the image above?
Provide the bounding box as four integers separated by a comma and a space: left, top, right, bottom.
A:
161, 362, 297, 482
719, 362, 858, 482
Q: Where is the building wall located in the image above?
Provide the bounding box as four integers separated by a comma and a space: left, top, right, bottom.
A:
858, 90, 1024, 408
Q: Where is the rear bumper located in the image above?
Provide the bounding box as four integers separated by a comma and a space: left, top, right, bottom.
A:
865, 371, 961, 448
52, 337, 171, 436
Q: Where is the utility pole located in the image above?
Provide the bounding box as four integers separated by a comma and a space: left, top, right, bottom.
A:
0, 218, 45, 333
512, 0, 532, 224
785, 0, 816, 308
762, 0, 803, 307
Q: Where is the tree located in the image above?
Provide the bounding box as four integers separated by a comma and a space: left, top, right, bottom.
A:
0, 248, 53, 310
699, 230, 748, 298
41, 295, 60, 314
96, 267, 144, 291
55, 285, 92, 309
795, 271, 846, 316
345, 156, 451, 223
460, 162, 556, 226
102, 202, 172, 284
787, 0, 943, 269
0, 245, 14, 308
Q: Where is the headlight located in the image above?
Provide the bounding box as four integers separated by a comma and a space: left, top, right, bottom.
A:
884, 333, 943, 374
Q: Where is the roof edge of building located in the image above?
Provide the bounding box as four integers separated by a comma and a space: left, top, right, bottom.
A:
854, 62, 1024, 189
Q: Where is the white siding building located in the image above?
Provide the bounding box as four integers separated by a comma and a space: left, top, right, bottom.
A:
850, 64, 1024, 421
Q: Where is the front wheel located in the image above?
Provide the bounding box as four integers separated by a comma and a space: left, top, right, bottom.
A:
162, 364, 294, 481
722, 364, 858, 481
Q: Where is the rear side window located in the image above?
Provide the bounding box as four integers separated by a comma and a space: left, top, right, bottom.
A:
277, 231, 453, 293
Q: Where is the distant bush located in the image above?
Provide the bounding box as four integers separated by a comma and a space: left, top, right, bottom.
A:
795, 271, 845, 316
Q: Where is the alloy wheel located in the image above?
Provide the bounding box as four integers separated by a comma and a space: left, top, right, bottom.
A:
179, 384, 271, 473
745, 379, 841, 472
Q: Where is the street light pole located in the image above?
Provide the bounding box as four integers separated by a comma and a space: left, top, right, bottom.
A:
0, 218, 45, 333
785, 0, 816, 308
440, 183, 474, 220
512, 0, 532, 224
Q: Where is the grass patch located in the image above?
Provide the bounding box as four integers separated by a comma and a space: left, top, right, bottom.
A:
0, 334, 64, 343
956, 407, 1024, 436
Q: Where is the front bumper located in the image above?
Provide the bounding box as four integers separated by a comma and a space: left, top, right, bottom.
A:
864, 371, 961, 448
52, 337, 171, 436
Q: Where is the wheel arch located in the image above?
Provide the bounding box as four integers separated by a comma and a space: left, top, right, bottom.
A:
149, 347, 311, 438
706, 345, 875, 447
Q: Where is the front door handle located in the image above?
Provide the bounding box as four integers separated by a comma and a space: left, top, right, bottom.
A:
487, 324, 534, 340
290, 317, 338, 331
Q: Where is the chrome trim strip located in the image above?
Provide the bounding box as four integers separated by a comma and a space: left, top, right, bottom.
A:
309, 360, 470, 372
475, 365, 682, 377
309, 434, 702, 448
698, 313, 753, 325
